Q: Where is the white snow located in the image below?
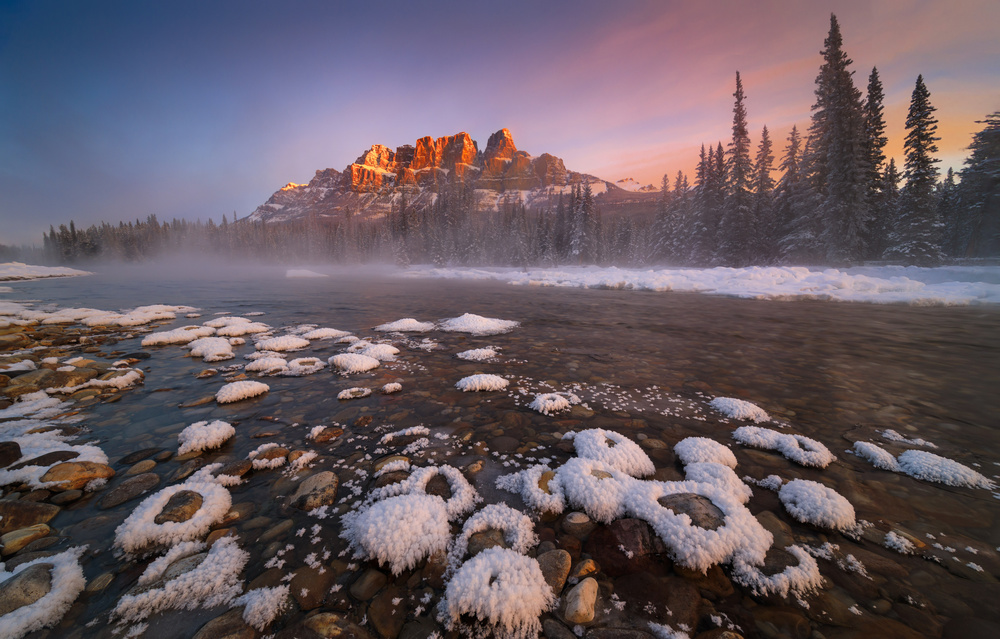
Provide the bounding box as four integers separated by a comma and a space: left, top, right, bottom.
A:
556, 457, 632, 524
343, 493, 451, 575
884, 531, 915, 554
778, 479, 856, 531
186, 337, 235, 362
216, 380, 269, 404
447, 504, 538, 572
358, 343, 399, 361
455, 374, 509, 392
328, 353, 380, 374
496, 465, 565, 515
301, 327, 351, 340
371, 465, 480, 520
375, 318, 435, 332
565, 428, 655, 477
338, 387, 371, 400
113, 479, 233, 555
380, 426, 431, 444
177, 420, 235, 456
896, 450, 995, 489
438, 547, 555, 639
283, 357, 325, 376
142, 325, 215, 346
382, 382, 402, 394
527, 392, 578, 416
255, 335, 309, 352
216, 322, 270, 337
732, 426, 836, 468
683, 462, 753, 504
246, 357, 288, 374
439, 312, 519, 336
851, 441, 901, 471
709, 397, 770, 423
0, 262, 92, 281
674, 437, 738, 469
0, 547, 87, 639
234, 585, 290, 631
456, 347, 498, 361
730, 544, 823, 599
402, 265, 1000, 306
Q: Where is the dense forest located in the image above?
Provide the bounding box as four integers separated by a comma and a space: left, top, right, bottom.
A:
6, 16, 999, 268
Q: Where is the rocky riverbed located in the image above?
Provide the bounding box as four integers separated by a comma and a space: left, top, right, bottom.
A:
1, 275, 999, 639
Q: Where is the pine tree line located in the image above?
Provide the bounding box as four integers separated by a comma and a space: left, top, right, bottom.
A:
31, 14, 1000, 268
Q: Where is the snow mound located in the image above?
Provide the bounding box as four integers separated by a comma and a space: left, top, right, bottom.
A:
283, 357, 324, 376
112, 536, 248, 623
566, 428, 655, 477
246, 357, 288, 374
216, 380, 269, 404
439, 313, 519, 336
359, 343, 399, 361
328, 353, 380, 374
683, 462, 753, 504
438, 547, 556, 639
113, 479, 233, 555
527, 392, 578, 416
216, 322, 269, 337
380, 426, 431, 444
301, 327, 351, 340
447, 504, 538, 572
556, 457, 632, 524
338, 387, 371, 400
0, 547, 86, 639
382, 382, 402, 394
255, 335, 309, 352
897, 450, 995, 489
372, 465, 480, 520
778, 479, 856, 531
142, 325, 215, 346
625, 479, 772, 572
709, 397, 770, 422
204, 316, 248, 328
496, 465, 565, 515
375, 318, 435, 332
177, 420, 235, 456
675, 437, 738, 469
344, 493, 451, 575
732, 426, 836, 468
455, 374, 509, 392
731, 545, 823, 598
456, 347, 498, 361
851, 441, 901, 471
186, 337, 235, 362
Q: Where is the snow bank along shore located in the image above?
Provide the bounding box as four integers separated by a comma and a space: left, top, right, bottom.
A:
1, 292, 998, 638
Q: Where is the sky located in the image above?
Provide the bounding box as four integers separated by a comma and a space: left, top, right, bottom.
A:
1, 0, 998, 246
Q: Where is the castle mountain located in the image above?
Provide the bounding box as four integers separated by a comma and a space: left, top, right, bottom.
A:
246, 128, 658, 223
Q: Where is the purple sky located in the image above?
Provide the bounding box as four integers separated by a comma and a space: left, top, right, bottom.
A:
2, 0, 998, 245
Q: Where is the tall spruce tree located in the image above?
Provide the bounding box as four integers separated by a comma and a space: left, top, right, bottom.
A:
862, 67, 889, 258
806, 14, 870, 264
954, 112, 1000, 256
884, 75, 943, 264
719, 72, 754, 266
751, 125, 775, 261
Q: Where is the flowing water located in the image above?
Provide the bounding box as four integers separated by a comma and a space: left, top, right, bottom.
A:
3, 266, 1000, 639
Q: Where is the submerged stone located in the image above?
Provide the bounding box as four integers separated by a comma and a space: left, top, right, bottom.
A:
154, 490, 203, 524
0, 562, 53, 616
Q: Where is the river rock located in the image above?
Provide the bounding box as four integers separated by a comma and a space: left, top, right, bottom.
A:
154, 490, 203, 524
170, 458, 205, 482
584, 518, 669, 577
467, 528, 506, 557
542, 619, 577, 639
97, 473, 160, 509
9, 450, 79, 471
0, 441, 20, 468
0, 500, 60, 534
291, 565, 337, 611
289, 471, 339, 511
192, 608, 257, 639
562, 511, 597, 538
0, 562, 53, 615
657, 493, 725, 530
563, 577, 598, 624
217, 459, 253, 478
39, 461, 115, 491
350, 568, 387, 601
119, 447, 163, 465
1, 524, 51, 555
369, 584, 406, 638
537, 549, 572, 595
125, 459, 157, 475
49, 490, 82, 505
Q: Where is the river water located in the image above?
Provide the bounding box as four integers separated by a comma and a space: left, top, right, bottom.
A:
3, 266, 999, 639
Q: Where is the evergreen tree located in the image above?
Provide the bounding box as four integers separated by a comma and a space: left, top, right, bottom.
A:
884, 75, 943, 264
954, 112, 1000, 256
937, 168, 961, 255
867, 158, 901, 259
719, 72, 754, 265
806, 14, 870, 263
862, 67, 888, 258
651, 173, 672, 260
751, 125, 775, 260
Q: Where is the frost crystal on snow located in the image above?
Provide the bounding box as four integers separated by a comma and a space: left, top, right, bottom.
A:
730, 545, 823, 599
302, 327, 352, 340
709, 397, 770, 422
567, 429, 655, 477
896, 450, 995, 489
682, 463, 753, 504
851, 441, 901, 471
234, 585, 290, 631
447, 504, 538, 573
186, 337, 235, 362
338, 387, 372, 400
382, 382, 402, 394
456, 347, 498, 361
216, 380, 269, 404
375, 318, 435, 332
455, 374, 509, 392
0, 547, 87, 639
177, 420, 235, 456
114, 479, 233, 555
778, 479, 856, 531
342, 493, 451, 575
527, 392, 578, 416
255, 335, 310, 352
496, 464, 565, 514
